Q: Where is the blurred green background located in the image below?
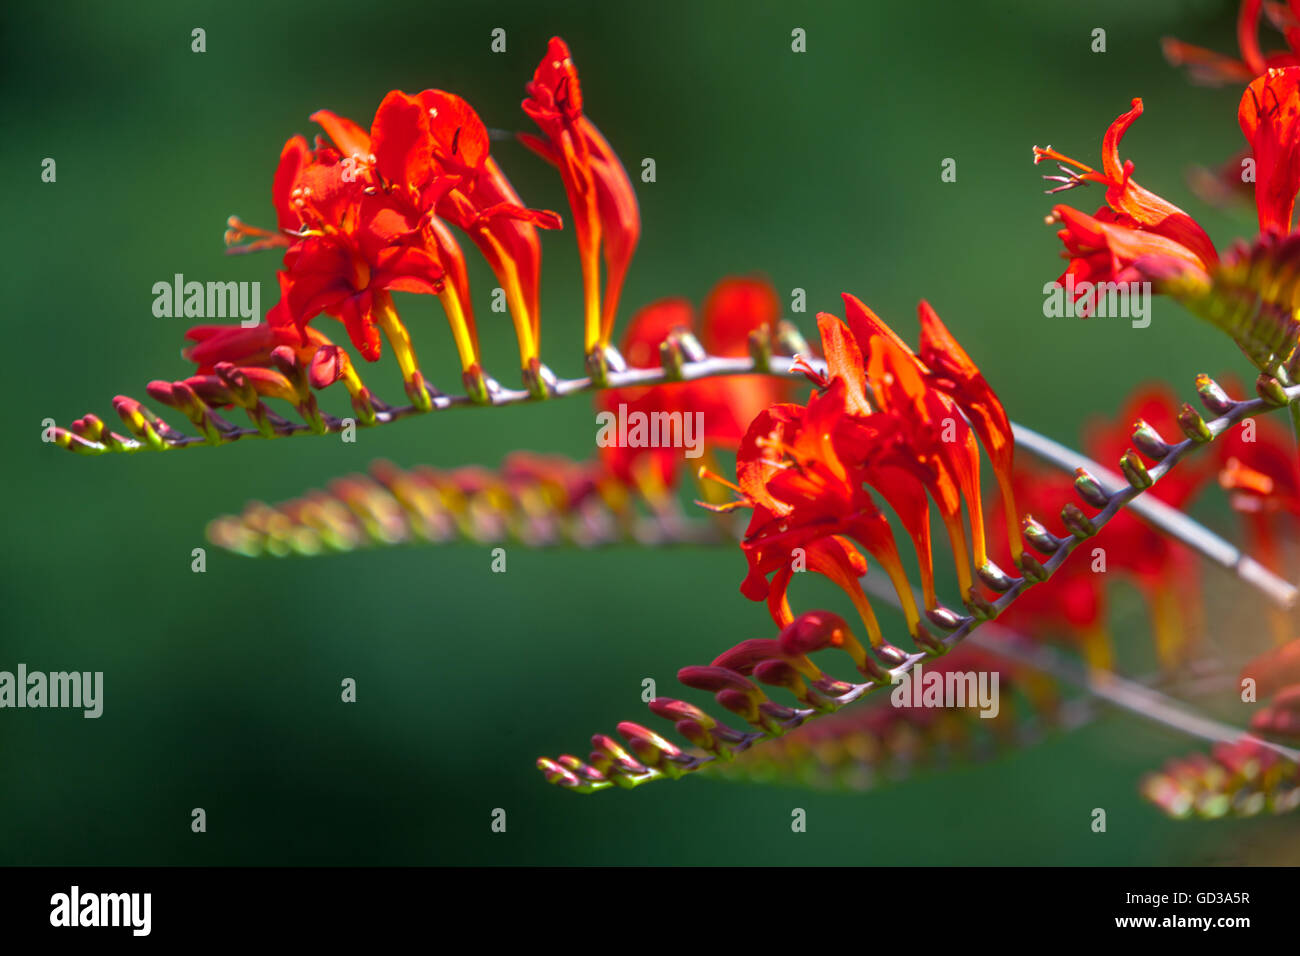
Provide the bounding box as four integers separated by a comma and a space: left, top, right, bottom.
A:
3, 0, 1296, 865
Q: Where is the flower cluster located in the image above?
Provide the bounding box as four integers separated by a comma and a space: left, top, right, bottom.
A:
54, 37, 646, 456
223, 36, 638, 401
708, 295, 1020, 657
44, 6, 1300, 825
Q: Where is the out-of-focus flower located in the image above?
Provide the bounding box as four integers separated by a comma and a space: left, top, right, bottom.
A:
1162, 0, 1300, 86
1217, 404, 1300, 643
1242, 637, 1300, 738
597, 277, 788, 495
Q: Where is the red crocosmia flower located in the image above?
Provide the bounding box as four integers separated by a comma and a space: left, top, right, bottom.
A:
838, 295, 994, 587
1218, 410, 1300, 521
596, 278, 789, 492
1083, 387, 1213, 668
1034, 99, 1220, 301
303, 92, 562, 377
416, 88, 562, 371
521, 36, 641, 354
725, 295, 1021, 644
699, 276, 781, 356
426, 90, 560, 325
267, 171, 445, 363
1239, 67, 1300, 235
1163, 0, 1300, 86
255, 113, 449, 371
733, 380, 923, 648
916, 300, 1021, 565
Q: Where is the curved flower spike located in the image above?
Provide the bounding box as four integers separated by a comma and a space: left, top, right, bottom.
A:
1141, 737, 1300, 819
521, 36, 641, 357
206, 452, 718, 557
712, 645, 1066, 792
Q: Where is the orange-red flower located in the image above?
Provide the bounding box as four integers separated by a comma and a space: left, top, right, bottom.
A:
916, 300, 1021, 565
266, 91, 562, 384
732, 380, 917, 649
1239, 67, 1300, 235
263, 111, 448, 360
1218, 410, 1300, 522
521, 36, 641, 355
720, 294, 1021, 649
1034, 99, 1220, 300
331, 89, 563, 371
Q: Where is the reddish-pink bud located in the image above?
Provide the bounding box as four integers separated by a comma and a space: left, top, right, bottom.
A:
711, 639, 783, 675
309, 345, 347, 389
778, 610, 851, 657
677, 665, 758, 696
